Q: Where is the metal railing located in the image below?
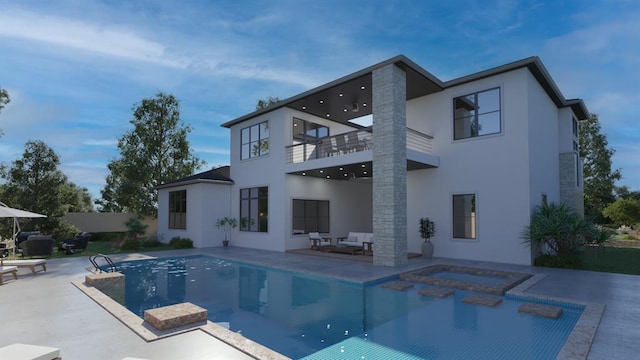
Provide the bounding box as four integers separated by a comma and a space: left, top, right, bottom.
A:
90, 254, 117, 273
286, 127, 433, 163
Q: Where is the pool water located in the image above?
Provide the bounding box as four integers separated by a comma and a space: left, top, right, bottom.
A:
112, 256, 582, 359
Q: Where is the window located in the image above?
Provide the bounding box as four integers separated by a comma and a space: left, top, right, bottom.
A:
292, 199, 330, 234
572, 118, 578, 137
453, 88, 501, 140
169, 190, 187, 229
240, 187, 268, 232
293, 118, 329, 142
541, 193, 548, 205
241, 121, 269, 160
453, 194, 476, 239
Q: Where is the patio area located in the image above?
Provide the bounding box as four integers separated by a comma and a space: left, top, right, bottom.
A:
0, 246, 637, 359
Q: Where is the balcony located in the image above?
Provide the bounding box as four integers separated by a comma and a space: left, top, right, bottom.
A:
286, 127, 433, 164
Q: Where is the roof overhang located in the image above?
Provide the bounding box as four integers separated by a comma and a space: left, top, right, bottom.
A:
445, 57, 589, 120
222, 55, 445, 128
156, 179, 234, 190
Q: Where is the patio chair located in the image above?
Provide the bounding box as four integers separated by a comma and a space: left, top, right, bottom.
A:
58, 232, 91, 254
20, 235, 54, 258
309, 232, 331, 250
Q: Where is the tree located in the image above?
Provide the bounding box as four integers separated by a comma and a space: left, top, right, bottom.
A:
97, 92, 204, 216
603, 198, 640, 227
0, 86, 10, 137
256, 96, 280, 110
0, 140, 81, 239
579, 114, 621, 221
614, 185, 640, 202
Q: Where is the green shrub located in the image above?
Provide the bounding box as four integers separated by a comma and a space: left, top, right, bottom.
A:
534, 253, 583, 269
120, 238, 141, 251
141, 237, 161, 248
169, 237, 193, 249
91, 232, 127, 242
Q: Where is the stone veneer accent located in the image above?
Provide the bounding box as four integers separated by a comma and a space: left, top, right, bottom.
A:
559, 152, 585, 216
144, 302, 208, 331
85, 272, 125, 304
372, 63, 408, 267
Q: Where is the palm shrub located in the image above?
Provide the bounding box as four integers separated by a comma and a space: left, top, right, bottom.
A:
522, 202, 593, 255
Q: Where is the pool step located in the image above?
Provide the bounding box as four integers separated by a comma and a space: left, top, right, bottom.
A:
380, 281, 414, 291
518, 303, 563, 319
144, 302, 208, 331
462, 295, 503, 307
418, 287, 454, 298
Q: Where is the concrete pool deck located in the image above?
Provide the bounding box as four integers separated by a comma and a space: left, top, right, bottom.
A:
0, 247, 637, 359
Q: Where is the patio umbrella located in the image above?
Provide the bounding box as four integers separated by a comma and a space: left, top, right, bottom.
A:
0, 202, 47, 240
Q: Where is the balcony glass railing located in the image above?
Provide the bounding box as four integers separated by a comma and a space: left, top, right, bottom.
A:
286, 127, 433, 164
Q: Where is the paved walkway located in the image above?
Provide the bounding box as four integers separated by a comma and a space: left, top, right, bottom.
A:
0, 247, 637, 359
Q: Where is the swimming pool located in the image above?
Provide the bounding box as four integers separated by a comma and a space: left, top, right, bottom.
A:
112, 255, 583, 359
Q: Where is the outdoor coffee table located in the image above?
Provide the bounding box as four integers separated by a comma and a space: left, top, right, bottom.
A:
323, 245, 364, 255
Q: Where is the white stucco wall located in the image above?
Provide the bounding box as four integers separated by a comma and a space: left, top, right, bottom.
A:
406, 69, 533, 265
157, 182, 232, 248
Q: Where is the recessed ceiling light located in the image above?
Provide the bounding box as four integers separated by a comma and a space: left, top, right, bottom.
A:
343, 109, 348, 112
363, 103, 367, 107
319, 100, 324, 104
294, 123, 298, 126
339, 93, 343, 97
302, 106, 306, 110
326, 114, 330, 117
361, 164, 366, 168
319, 170, 324, 173
344, 173, 348, 176
363, 171, 367, 175
361, 86, 365, 90
326, 175, 330, 178
339, 167, 343, 170
302, 172, 306, 176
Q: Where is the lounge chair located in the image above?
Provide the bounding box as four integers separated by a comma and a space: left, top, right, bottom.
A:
0, 343, 61, 359
309, 232, 331, 250
0, 266, 18, 285
0, 259, 47, 273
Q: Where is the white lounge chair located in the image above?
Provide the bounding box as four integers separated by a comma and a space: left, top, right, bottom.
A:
1, 259, 47, 273
0, 265, 18, 285
0, 343, 61, 360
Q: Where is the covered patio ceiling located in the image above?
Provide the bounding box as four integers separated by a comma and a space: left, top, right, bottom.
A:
288, 160, 435, 181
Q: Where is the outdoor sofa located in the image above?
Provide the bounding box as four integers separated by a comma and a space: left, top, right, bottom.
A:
58, 232, 91, 254
20, 235, 54, 258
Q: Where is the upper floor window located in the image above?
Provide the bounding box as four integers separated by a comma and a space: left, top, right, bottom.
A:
240, 187, 268, 232
453, 88, 501, 140
241, 121, 269, 160
293, 118, 329, 143
572, 118, 578, 137
169, 190, 186, 229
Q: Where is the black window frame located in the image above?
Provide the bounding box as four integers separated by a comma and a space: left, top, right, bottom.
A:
169, 190, 187, 230
240, 186, 268, 232
452, 194, 476, 239
241, 121, 269, 160
292, 199, 330, 234
453, 87, 501, 140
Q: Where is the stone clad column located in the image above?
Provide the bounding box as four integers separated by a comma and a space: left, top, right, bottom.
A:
372, 64, 407, 266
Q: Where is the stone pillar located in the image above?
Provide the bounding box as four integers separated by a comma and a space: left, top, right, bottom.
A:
559, 152, 584, 216
372, 64, 408, 266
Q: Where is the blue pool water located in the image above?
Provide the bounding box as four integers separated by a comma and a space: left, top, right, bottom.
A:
112, 256, 582, 359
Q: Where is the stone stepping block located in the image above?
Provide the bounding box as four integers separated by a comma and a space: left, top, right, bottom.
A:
518, 303, 563, 319
462, 295, 503, 307
144, 302, 208, 331
381, 281, 414, 291
418, 287, 454, 298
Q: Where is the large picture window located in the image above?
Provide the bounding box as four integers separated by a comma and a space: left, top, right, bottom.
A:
292, 199, 329, 234
240, 187, 268, 232
452, 194, 476, 239
454, 88, 501, 140
169, 190, 187, 229
241, 121, 269, 160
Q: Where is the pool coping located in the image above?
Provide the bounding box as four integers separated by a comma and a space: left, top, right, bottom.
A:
74, 254, 605, 360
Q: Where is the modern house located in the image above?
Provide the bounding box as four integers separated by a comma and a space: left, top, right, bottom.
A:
157, 55, 586, 267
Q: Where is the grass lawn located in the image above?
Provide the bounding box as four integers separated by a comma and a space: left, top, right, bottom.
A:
581, 246, 640, 275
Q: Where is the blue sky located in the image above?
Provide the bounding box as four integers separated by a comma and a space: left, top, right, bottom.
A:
0, 0, 638, 200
